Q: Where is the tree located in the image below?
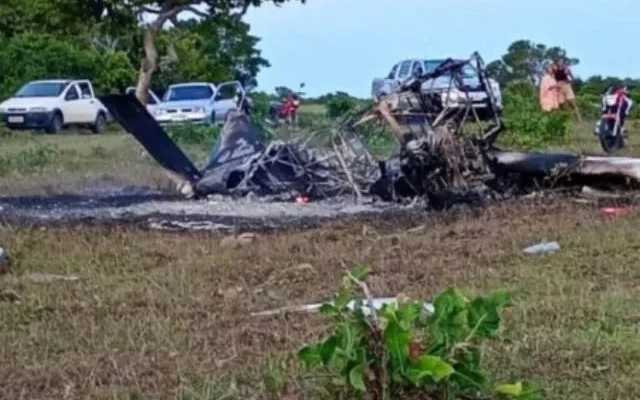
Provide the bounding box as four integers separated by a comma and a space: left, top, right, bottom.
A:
124, 0, 304, 104
151, 17, 269, 90
0, 33, 136, 98
0, 0, 137, 39
486, 40, 579, 87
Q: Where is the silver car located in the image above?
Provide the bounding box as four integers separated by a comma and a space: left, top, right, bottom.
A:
152, 81, 245, 126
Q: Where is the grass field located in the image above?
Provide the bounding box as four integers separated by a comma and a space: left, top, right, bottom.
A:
1, 122, 640, 399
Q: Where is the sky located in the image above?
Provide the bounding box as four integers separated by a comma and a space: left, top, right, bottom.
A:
244, 0, 640, 98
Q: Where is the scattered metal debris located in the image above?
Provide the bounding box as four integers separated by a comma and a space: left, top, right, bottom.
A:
149, 220, 232, 231
600, 206, 633, 218
522, 241, 560, 255
251, 297, 434, 317
100, 51, 640, 209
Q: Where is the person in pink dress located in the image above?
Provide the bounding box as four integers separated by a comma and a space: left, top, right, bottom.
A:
539, 62, 560, 112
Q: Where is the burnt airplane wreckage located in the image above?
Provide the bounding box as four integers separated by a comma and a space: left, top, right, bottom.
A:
101, 53, 640, 209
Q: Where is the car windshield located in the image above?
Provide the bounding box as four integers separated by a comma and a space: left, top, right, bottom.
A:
423, 60, 477, 79
16, 82, 68, 97
163, 85, 213, 101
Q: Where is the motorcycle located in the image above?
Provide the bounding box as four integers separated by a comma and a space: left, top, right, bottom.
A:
595, 86, 633, 153
267, 83, 305, 126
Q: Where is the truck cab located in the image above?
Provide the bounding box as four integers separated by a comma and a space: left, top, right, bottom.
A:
371, 59, 503, 118
0, 79, 109, 133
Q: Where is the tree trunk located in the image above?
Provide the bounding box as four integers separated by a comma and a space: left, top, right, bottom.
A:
135, 27, 159, 105
134, 8, 194, 195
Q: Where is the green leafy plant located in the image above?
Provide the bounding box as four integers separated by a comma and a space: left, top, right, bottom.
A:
298, 266, 542, 400
500, 83, 573, 150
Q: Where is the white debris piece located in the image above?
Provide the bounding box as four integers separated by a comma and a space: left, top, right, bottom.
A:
523, 241, 560, 255
251, 297, 434, 317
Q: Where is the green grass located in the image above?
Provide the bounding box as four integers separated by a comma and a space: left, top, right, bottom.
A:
1, 120, 640, 398
299, 103, 326, 115
0, 129, 210, 195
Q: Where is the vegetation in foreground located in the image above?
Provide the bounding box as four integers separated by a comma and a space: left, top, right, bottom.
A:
1, 200, 640, 399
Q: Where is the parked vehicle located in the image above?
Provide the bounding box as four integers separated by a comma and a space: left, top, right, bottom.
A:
371, 59, 502, 119
0, 79, 109, 133
125, 86, 161, 115
152, 81, 245, 126
268, 83, 304, 126
595, 86, 633, 153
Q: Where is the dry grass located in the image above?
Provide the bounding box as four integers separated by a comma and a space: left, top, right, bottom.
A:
1, 121, 640, 399
1, 199, 640, 399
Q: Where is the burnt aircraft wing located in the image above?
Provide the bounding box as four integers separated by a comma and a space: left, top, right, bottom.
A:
99, 94, 202, 184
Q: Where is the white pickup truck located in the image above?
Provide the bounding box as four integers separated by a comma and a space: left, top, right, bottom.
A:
372, 59, 503, 119
0, 79, 109, 133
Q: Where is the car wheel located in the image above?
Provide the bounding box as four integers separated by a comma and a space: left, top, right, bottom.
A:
45, 112, 63, 134
91, 112, 107, 134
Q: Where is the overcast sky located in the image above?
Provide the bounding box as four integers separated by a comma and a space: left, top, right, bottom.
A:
244, 0, 639, 97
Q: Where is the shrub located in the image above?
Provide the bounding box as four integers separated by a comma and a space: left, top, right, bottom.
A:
0, 33, 136, 98
298, 267, 542, 400
500, 84, 573, 149
166, 124, 219, 147
326, 95, 358, 119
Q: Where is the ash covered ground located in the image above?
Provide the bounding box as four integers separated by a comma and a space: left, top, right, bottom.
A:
0, 185, 420, 230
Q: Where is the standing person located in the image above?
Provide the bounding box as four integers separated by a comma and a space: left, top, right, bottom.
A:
554, 58, 582, 121
539, 62, 560, 112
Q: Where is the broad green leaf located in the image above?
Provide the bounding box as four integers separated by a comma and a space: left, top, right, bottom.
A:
298, 345, 322, 366
348, 362, 367, 392
467, 297, 502, 338
495, 382, 523, 396
319, 335, 339, 365
350, 265, 372, 280
430, 288, 470, 343
396, 302, 422, 327
384, 320, 411, 372
410, 355, 454, 382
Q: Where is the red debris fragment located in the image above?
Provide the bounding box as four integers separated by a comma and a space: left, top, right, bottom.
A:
599, 206, 633, 218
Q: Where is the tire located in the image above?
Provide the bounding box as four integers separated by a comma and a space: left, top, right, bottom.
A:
598, 120, 624, 153
91, 112, 107, 134
45, 111, 63, 134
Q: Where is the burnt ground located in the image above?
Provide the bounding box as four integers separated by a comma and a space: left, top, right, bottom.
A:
1, 128, 640, 399
0, 187, 419, 232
